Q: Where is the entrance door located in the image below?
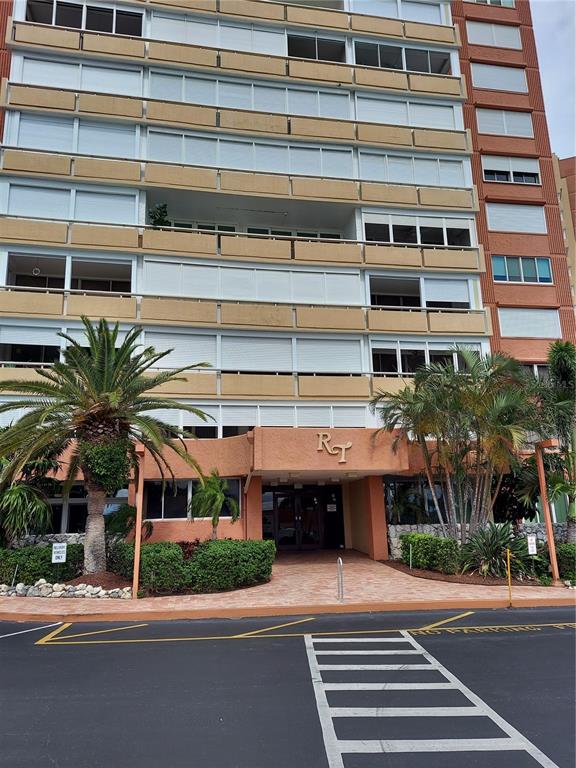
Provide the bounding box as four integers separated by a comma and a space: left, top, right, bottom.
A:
262, 485, 343, 551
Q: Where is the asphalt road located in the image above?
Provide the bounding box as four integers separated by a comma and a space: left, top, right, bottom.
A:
0, 606, 574, 768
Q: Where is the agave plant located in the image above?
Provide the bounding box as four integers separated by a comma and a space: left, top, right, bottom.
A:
461, 522, 540, 579
0, 482, 52, 546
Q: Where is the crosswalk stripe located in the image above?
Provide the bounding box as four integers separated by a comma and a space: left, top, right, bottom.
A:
329, 707, 480, 717
313, 638, 414, 644
317, 664, 435, 670
337, 738, 528, 753
316, 649, 424, 655
323, 682, 457, 690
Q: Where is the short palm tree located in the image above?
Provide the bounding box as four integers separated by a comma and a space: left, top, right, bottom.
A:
0, 318, 209, 573
188, 470, 240, 540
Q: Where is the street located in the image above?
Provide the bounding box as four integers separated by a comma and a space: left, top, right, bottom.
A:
0, 607, 574, 767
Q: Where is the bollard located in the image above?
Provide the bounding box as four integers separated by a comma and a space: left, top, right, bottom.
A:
337, 556, 344, 602
409, 543, 413, 570
11, 563, 18, 587
506, 547, 513, 608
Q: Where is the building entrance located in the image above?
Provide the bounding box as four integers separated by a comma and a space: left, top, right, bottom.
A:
262, 484, 344, 551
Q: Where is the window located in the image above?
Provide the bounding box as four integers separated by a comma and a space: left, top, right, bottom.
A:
144, 478, 240, 520
498, 308, 561, 338
370, 277, 421, 307
482, 156, 540, 185
468, 0, 514, 6
476, 109, 533, 138
354, 41, 451, 75
288, 35, 346, 63
0, 343, 59, 364
492, 256, 552, 284
471, 63, 527, 93
486, 203, 547, 234
365, 215, 472, 247
466, 21, 521, 49
26, 0, 143, 35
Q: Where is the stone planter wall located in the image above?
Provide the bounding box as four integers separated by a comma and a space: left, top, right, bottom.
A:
0, 579, 131, 599
12, 533, 85, 548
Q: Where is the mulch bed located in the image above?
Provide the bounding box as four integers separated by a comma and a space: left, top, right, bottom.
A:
66, 571, 131, 589
386, 560, 546, 587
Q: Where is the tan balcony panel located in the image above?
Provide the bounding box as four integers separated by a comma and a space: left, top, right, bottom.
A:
82, 32, 145, 58
8, 84, 76, 111
361, 183, 418, 206
291, 177, 358, 201
413, 128, 468, 152
419, 187, 473, 209
78, 92, 142, 118
3, 149, 71, 176
0, 218, 67, 244
354, 68, 408, 91
0, 367, 43, 386
221, 373, 294, 397
294, 240, 362, 264
298, 375, 370, 398
74, 157, 140, 182
404, 21, 456, 45
14, 23, 80, 49
364, 245, 422, 267
288, 60, 353, 85
152, 0, 217, 11
296, 306, 365, 330
152, 372, 217, 396
148, 41, 218, 68
428, 311, 487, 335
141, 229, 216, 254
147, 101, 217, 127
141, 297, 217, 324
0, 290, 64, 316
286, 5, 348, 29
220, 51, 286, 77
71, 224, 139, 249
371, 376, 412, 396
67, 294, 137, 320
356, 123, 412, 147
219, 109, 288, 134
220, 235, 292, 261
368, 308, 428, 333
409, 74, 462, 97
221, 303, 293, 328
220, 171, 290, 196
422, 248, 479, 270
220, 0, 283, 21
144, 163, 217, 189
350, 15, 403, 37
290, 117, 355, 141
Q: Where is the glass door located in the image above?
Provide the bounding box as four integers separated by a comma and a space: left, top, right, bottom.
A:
276, 493, 298, 548
297, 491, 322, 549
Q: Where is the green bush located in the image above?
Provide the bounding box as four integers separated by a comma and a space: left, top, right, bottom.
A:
461, 523, 542, 579
189, 539, 276, 593
0, 544, 83, 584
399, 533, 459, 574
108, 541, 190, 595
556, 543, 576, 582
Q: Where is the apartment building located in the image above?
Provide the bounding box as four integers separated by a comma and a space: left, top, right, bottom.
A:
553, 154, 575, 303
0, 0, 569, 555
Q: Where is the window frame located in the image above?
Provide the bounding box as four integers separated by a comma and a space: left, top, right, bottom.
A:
25, 0, 143, 35
481, 155, 540, 186
491, 255, 553, 285
144, 477, 242, 521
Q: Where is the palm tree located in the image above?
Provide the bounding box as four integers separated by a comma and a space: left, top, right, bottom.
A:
188, 470, 239, 540
0, 317, 209, 573
371, 348, 532, 543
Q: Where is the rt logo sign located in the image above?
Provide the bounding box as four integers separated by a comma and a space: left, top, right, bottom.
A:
317, 432, 353, 464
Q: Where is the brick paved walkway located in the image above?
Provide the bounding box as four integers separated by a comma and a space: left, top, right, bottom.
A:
0, 551, 573, 622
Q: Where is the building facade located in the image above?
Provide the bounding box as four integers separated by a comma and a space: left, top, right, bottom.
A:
0, 0, 571, 555
553, 154, 575, 305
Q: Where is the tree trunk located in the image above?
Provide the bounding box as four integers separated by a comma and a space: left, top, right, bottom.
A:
211, 521, 218, 540
84, 482, 108, 573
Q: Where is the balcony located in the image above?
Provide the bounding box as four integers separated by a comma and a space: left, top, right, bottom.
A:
9, 21, 465, 98
3, 83, 471, 154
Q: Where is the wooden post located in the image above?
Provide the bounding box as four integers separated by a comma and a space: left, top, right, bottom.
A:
131, 444, 145, 600
535, 442, 561, 585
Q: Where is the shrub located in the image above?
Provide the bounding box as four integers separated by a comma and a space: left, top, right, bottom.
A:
0, 544, 83, 584
177, 539, 201, 561
108, 541, 190, 595
189, 539, 276, 593
399, 533, 459, 574
556, 543, 576, 582
461, 523, 542, 579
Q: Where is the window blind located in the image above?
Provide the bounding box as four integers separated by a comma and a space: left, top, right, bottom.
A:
296, 338, 363, 373
486, 203, 546, 233
471, 63, 527, 93
145, 332, 217, 368
424, 278, 469, 303
498, 308, 561, 338
221, 336, 293, 371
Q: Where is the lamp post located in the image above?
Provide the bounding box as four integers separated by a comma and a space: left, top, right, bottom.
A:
131, 443, 145, 600
534, 438, 561, 585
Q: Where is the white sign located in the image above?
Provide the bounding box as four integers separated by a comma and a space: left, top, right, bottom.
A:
527, 534, 538, 556
326, 504, 337, 512
51, 542, 67, 564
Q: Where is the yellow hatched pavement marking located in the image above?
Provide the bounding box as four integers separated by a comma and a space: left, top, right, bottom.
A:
35, 622, 71, 645
48, 623, 149, 641
419, 611, 475, 631
234, 617, 315, 638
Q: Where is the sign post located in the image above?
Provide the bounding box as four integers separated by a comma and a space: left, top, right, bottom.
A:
535, 440, 560, 585
131, 444, 145, 600
51, 542, 67, 564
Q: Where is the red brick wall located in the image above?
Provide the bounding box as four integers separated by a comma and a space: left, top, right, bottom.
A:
0, 1, 12, 136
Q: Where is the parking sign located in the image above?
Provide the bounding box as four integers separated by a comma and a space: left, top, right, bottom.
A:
51, 542, 67, 564
527, 534, 538, 556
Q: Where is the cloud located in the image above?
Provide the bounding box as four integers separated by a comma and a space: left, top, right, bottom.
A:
531, 0, 576, 159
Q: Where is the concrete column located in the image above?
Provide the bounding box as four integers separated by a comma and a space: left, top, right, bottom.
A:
366, 475, 388, 561
244, 475, 263, 540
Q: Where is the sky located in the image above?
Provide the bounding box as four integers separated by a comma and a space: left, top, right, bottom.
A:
530, 0, 576, 159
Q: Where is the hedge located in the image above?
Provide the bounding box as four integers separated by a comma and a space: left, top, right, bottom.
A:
108, 539, 276, 595
0, 544, 83, 584
399, 533, 459, 574
556, 543, 576, 582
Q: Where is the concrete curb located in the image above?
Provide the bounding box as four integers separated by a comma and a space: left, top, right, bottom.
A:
1, 594, 575, 623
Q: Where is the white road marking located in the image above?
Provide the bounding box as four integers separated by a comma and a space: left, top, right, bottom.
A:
0, 622, 60, 640
313, 638, 414, 644
305, 630, 560, 768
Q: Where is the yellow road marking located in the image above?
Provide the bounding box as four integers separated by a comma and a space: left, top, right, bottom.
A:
49, 623, 148, 641
35, 621, 575, 646
234, 617, 315, 638
35, 622, 71, 645
419, 611, 475, 631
